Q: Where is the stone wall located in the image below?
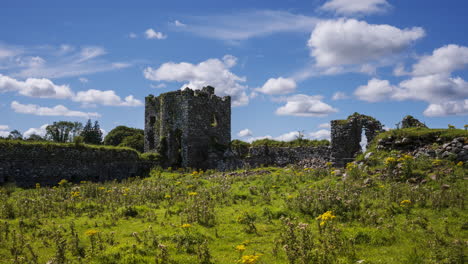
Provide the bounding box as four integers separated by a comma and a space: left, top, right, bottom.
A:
145, 87, 231, 169
217, 145, 331, 170
0, 142, 149, 188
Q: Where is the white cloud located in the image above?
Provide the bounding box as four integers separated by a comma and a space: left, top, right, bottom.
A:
256, 77, 296, 95
0, 44, 22, 59
145, 28, 167, 40
276, 94, 338, 117
309, 129, 331, 140
320, 0, 391, 16
245, 135, 273, 143
73, 89, 143, 107
143, 55, 249, 106
128, 32, 138, 38
0, 74, 73, 99
394, 74, 468, 103
79, 77, 89, 83
354, 78, 395, 102
332, 91, 348, 100
78, 46, 106, 63
8, 45, 131, 79
275, 131, 302, 142
11, 101, 101, 118
423, 100, 468, 117
151, 83, 167, 89
237, 128, 253, 137
176, 10, 319, 41
308, 18, 425, 67
412, 44, 468, 76
23, 124, 48, 138
0, 125, 9, 130
318, 122, 331, 129
174, 20, 186, 27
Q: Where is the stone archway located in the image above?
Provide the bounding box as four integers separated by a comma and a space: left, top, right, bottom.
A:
330, 113, 384, 167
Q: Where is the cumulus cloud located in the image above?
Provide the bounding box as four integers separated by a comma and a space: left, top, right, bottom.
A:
237, 128, 253, 137
143, 55, 249, 106
0, 74, 141, 107
320, 0, 391, 16
412, 44, 468, 76
276, 94, 338, 117
354, 78, 395, 102
309, 129, 331, 140
332, 91, 348, 100
308, 19, 425, 67
395, 74, 468, 103
275, 131, 303, 142
0, 125, 9, 138
256, 77, 296, 95
23, 124, 49, 138
11, 101, 101, 118
0, 74, 73, 99
73, 89, 143, 107
175, 10, 319, 41
145, 28, 167, 39
423, 100, 468, 117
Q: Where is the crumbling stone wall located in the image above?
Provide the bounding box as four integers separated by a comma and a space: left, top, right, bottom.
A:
0, 143, 147, 188
217, 145, 331, 170
145, 87, 231, 169
331, 113, 384, 167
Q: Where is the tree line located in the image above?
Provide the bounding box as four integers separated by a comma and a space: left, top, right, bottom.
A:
1, 120, 144, 152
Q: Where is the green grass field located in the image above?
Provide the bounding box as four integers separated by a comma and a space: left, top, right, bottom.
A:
0, 152, 466, 264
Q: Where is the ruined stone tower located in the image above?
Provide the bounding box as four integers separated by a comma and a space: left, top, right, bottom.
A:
144, 86, 231, 169
330, 113, 384, 167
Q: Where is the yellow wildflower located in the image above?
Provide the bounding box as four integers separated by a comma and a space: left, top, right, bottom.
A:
316, 211, 336, 226
85, 229, 99, 237
58, 179, 68, 186
165, 194, 171, 198
181, 223, 192, 228
188, 192, 198, 196
35, 183, 40, 189
235, 244, 246, 251
240, 254, 262, 264
432, 159, 442, 166
400, 200, 411, 207
175, 181, 182, 185
457, 161, 463, 167
384, 157, 397, 166
70, 191, 80, 198
325, 162, 333, 167
98, 187, 106, 191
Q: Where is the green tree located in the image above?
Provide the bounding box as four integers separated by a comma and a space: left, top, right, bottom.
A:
80, 119, 103, 145
26, 134, 45, 141
8, 130, 23, 140
45, 121, 80, 142
119, 133, 144, 152
104, 126, 143, 146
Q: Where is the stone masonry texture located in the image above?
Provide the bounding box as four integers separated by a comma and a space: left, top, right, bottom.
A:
145, 87, 231, 169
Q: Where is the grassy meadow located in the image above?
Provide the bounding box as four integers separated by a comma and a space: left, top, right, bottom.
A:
0, 151, 467, 263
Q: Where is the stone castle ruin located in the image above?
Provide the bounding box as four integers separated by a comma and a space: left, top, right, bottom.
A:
144, 88, 386, 169
144, 86, 231, 169
330, 113, 384, 167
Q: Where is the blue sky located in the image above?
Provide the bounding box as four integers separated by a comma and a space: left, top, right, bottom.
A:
1, 0, 467, 141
